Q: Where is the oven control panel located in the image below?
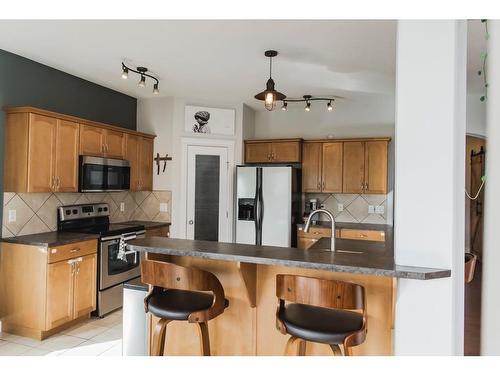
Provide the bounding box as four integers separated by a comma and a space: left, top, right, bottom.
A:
58, 203, 109, 222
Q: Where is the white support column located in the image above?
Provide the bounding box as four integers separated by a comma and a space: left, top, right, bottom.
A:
481, 20, 500, 355
394, 20, 467, 355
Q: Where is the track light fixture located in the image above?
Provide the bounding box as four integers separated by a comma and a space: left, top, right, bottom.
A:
281, 95, 338, 112
254, 50, 286, 111
121, 62, 160, 95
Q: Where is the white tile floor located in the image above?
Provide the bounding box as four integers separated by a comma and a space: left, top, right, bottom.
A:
0, 309, 123, 356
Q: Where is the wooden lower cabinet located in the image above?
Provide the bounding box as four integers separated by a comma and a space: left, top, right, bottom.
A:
73, 254, 97, 319
0, 240, 98, 340
297, 226, 386, 249
145, 225, 170, 238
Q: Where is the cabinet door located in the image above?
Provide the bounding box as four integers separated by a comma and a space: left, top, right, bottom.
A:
342, 142, 365, 193
297, 237, 318, 250
245, 142, 271, 163
27, 114, 57, 192
73, 254, 97, 319
302, 143, 322, 192
139, 137, 154, 191
55, 120, 79, 192
125, 134, 140, 191
271, 141, 301, 163
46, 260, 74, 330
80, 124, 105, 156
364, 141, 388, 194
321, 142, 343, 193
105, 129, 126, 159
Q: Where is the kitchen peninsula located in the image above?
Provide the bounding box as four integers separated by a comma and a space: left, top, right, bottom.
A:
128, 234, 450, 356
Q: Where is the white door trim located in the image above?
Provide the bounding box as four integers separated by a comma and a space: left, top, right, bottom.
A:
180, 137, 235, 241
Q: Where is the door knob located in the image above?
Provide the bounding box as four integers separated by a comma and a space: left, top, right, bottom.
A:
188, 220, 194, 225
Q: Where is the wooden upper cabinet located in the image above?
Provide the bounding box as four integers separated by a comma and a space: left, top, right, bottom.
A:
80, 125, 125, 159
139, 137, 154, 191
245, 142, 271, 163
321, 142, 343, 193
73, 254, 97, 319
27, 114, 57, 192
105, 129, 126, 159
271, 141, 301, 163
126, 134, 140, 191
79, 124, 106, 157
302, 142, 322, 192
55, 120, 79, 192
364, 141, 388, 194
244, 139, 302, 163
343, 141, 365, 193
46, 260, 74, 330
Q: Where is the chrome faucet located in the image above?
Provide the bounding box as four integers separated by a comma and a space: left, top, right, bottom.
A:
304, 209, 336, 252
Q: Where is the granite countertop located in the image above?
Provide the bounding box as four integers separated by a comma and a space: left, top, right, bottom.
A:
127, 237, 450, 280
1, 231, 99, 247
117, 221, 171, 229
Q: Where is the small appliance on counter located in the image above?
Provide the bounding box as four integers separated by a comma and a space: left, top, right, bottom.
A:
305, 198, 318, 225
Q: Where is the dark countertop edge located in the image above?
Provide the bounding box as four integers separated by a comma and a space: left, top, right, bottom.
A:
1, 232, 99, 247
127, 244, 451, 281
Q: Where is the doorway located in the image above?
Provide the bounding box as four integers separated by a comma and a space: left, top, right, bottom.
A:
464, 134, 486, 355
184, 144, 231, 242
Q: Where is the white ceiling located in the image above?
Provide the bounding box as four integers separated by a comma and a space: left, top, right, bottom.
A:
0, 20, 485, 112
0, 20, 397, 111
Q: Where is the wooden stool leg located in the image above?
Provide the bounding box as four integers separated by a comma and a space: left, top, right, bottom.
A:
285, 336, 304, 356
298, 340, 307, 356
197, 322, 211, 356
344, 345, 353, 356
330, 344, 342, 356
151, 319, 170, 356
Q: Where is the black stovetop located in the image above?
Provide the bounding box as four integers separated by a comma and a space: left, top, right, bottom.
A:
64, 223, 145, 237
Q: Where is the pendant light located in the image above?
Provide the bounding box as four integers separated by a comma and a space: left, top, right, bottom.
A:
254, 50, 286, 111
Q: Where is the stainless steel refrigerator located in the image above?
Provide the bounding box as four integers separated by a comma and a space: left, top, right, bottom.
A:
235, 165, 301, 247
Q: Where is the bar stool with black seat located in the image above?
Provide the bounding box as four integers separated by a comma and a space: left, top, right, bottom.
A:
275, 274, 367, 356
141, 259, 229, 356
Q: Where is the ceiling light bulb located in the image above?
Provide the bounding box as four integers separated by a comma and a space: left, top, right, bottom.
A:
138, 75, 146, 88
121, 66, 128, 79
264, 92, 275, 111
153, 83, 159, 95
281, 102, 287, 111
327, 101, 333, 111
305, 102, 311, 112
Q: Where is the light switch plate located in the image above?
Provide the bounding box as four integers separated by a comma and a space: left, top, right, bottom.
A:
159, 203, 168, 212
375, 205, 385, 214
120, 202, 125, 212
8, 209, 16, 223
337, 203, 344, 212
368, 205, 375, 214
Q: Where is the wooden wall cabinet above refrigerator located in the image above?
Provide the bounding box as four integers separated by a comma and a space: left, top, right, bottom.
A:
244, 139, 302, 163
302, 138, 390, 194
3, 107, 156, 193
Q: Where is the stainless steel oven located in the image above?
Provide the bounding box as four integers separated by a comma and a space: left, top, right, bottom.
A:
79, 156, 130, 192
99, 231, 145, 290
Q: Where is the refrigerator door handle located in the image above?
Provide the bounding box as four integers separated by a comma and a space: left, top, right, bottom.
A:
255, 168, 264, 246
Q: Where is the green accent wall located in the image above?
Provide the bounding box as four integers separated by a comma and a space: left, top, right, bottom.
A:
0, 49, 137, 226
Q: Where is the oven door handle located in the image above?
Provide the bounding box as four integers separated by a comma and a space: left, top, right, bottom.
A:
101, 230, 145, 242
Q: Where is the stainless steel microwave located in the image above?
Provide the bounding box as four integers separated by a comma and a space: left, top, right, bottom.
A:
79, 156, 131, 192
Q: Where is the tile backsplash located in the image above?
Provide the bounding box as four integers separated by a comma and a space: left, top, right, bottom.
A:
2, 191, 172, 238
304, 193, 391, 225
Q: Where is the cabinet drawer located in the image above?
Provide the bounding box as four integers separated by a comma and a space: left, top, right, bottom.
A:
146, 226, 170, 237
340, 229, 385, 242
297, 226, 334, 239
48, 240, 98, 263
